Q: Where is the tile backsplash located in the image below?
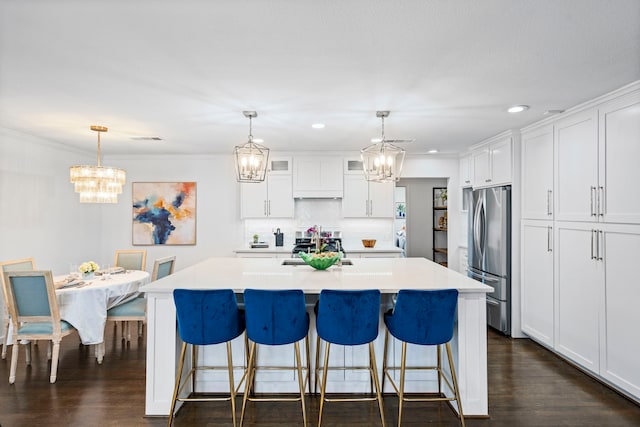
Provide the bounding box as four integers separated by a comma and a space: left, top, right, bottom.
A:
242, 199, 394, 249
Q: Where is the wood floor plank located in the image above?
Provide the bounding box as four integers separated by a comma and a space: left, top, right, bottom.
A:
0, 327, 638, 426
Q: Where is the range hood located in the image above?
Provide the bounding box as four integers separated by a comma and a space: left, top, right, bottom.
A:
292, 156, 344, 198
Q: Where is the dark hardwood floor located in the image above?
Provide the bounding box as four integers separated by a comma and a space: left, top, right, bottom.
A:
1, 326, 639, 427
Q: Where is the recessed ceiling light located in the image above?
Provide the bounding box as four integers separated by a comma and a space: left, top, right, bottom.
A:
371, 138, 382, 143
543, 109, 565, 115
507, 105, 530, 113
311, 123, 325, 129
428, 149, 439, 154
252, 138, 264, 143
131, 136, 163, 141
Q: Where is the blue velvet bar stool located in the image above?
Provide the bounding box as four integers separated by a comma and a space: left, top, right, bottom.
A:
240, 289, 310, 427
315, 289, 386, 427
382, 289, 465, 427
169, 289, 246, 427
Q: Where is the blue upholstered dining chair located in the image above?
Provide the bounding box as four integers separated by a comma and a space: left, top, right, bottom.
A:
151, 256, 176, 281
240, 289, 310, 427
315, 289, 386, 427
0, 258, 36, 360
169, 289, 246, 427
114, 249, 147, 272
3, 270, 77, 384
107, 256, 175, 342
382, 289, 464, 427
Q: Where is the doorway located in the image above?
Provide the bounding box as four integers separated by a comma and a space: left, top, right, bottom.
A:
396, 178, 448, 259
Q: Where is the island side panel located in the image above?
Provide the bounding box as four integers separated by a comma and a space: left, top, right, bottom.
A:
145, 292, 185, 416
456, 291, 489, 416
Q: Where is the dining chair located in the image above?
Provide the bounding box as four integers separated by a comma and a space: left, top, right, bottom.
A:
240, 289, 310, 427
114, 249, 147, 272
382, 289, 464, 427
315, 289, 385, 427
170, 289, 246, 427
0, 258, 36, 360
3, 270, 77, 384
151, 256, 176, 281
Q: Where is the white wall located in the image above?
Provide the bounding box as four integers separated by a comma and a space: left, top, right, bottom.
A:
99, 154, 244, 271
0, 128, 101, 273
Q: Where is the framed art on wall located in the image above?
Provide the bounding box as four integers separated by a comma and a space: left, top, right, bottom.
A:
132, 182, 196, 245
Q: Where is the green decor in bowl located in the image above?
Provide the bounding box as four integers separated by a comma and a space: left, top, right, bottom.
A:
298, 251, 343, 270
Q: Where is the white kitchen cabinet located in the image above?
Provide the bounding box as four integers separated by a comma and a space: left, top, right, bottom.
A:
342, 175, 394, 218
459, 154, 472, 187
472, 136, 512, 188
598, 91, 640, 225
292, 156, 343, 198
240, 174, 293, 218
520, 220, 554, 348
555, 92, 640, 225
599, 223, 640, 398
521, 126, 554, 220
554, 222, 602, 374
554, 110, 599, 222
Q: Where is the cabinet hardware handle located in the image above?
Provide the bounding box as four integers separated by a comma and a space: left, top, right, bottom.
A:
465, 180, 470, 184
598, 230, 603, 261
590, 186, 597, 216
264, 200, 267, 216
268, 200, 271, 216
598, 186, 604, 217
547, 226, 553, 252
591, 229, 596, 260
485, 179, 491, 183
547, 190, 553, 216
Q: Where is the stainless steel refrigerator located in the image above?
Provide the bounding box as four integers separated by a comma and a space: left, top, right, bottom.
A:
467, 185, 511, 335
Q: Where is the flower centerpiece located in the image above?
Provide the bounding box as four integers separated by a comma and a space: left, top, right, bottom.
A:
79, 261, 99, 279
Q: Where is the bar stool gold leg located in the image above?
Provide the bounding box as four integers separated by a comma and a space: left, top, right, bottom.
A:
294, 342, 308, 427
369, 342, 386, 427
226, 341, 237, 427
398, 341, 407, 427
314, 335, 322, 395
168, 342, 188, 427
445, 342, 465, 427
240, 341, 257, 427
305, 335, 312, 394
382, 329, 389, 392
318, 341, 331, 427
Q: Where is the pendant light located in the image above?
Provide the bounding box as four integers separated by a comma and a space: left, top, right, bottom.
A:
234, 111, 270, 183
361, 111, 406, 182
69, 126, 126, 203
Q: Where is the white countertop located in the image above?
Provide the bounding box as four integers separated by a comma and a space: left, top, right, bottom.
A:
141, 256, 492, 294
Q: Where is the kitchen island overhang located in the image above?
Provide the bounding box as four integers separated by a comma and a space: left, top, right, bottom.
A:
141, 257, 493, 417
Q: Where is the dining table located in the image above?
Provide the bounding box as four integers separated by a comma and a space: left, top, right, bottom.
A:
7, 270, 151, 364
57, 269, 149, 335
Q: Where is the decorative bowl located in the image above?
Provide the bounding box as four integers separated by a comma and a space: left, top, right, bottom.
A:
362, 239, 377, 248
298, 251, 342, 270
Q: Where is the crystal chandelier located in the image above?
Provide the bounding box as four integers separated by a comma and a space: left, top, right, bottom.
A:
69, 126, 126, 203
361, 111, 406, 182
234, 111, 269, 183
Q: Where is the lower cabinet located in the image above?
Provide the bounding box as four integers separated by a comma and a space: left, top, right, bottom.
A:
521, 220, 554, 348
555, 223, 601, 374
542, 221, 640, 400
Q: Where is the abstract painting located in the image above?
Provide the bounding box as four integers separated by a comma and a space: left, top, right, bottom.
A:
132, 182, 196, 245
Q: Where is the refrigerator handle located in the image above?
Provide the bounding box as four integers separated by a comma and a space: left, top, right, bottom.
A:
473, 195, 483, 258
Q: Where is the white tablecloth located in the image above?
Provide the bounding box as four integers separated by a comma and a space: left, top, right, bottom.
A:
54, 270, 150, 345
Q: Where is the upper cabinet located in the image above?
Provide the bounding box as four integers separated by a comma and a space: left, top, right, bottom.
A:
598, 92, 640, 224
342, 174, 394, 218
472, 135, 512, 188
459, 154, 473, 187
554, 91, 640, 224
240, 157, 294, 218
292, 156, 343, 198
554, 110, 599, 222
522, 126, 554, 220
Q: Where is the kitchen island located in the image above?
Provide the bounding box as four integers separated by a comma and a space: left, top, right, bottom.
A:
141, 256, 492, 417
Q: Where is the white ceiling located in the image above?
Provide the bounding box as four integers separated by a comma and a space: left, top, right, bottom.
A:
1, 0, 639, 156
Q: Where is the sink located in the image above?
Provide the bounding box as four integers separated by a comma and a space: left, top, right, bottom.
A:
281, 259, 353, 266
